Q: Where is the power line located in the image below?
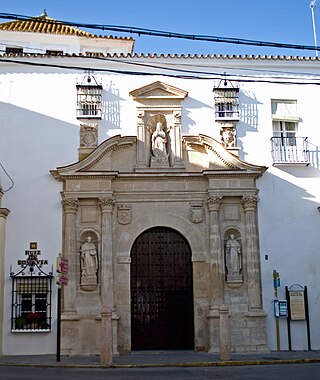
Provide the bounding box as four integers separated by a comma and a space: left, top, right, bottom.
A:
0, 161, 14, 192
0, 12, 320, 53
2, 56, 320, 85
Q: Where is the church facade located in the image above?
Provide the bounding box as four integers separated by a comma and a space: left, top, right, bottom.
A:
1, 13, 320, 356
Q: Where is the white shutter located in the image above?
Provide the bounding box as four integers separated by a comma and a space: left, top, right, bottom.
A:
271, 100, 299, 122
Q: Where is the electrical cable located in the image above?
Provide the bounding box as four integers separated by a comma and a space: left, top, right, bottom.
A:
2, 44, 320, 80
0, 12, 319, 53
1, 56, 320, 85
0, 161, 14, 192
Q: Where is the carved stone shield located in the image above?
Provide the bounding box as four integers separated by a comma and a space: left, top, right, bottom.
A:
117, 204, 132, 225
189, 204, 204, 223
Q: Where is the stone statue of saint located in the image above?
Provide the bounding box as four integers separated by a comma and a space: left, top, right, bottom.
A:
151, 122, 168, 162
80, 236, 98, 282
225, 234, 242, 277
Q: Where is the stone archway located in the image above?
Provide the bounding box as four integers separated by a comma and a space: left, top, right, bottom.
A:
130, 226, 194, 350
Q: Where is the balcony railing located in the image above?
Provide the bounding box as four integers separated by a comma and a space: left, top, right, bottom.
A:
271, 137, 310, 166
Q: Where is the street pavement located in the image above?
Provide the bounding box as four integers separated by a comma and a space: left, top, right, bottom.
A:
0, 349, 319, 368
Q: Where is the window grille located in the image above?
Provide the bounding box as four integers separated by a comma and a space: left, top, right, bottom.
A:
76, 73, 102, 119
213, 78, 239, 121
10, 244, 53, 332
11, 276, 53, 331
6, 47, 23, 54
46, 50, 63, 56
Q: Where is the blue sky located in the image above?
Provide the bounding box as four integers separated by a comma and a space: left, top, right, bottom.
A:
0, 0, 319, 56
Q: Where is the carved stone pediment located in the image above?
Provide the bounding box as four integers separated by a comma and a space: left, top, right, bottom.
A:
51, 135, 136, 176
130, 82, 188, 170
51, 132, 267, 180
129, 81, 188, 102
183, 134, 267, 173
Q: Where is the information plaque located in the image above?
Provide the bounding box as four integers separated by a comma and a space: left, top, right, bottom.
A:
289, 290, 306, 321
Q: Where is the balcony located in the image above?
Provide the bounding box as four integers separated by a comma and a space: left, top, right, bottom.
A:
271, 137, 310, 166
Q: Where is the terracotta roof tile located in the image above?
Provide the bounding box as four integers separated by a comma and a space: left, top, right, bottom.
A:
0, 11, 133, 41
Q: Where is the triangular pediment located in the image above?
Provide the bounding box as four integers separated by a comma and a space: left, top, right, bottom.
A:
129, 81, 188, 100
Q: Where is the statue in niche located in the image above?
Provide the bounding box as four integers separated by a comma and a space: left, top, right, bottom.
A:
80, 236, 98, 288
225, 234, 242, 281
151, 122, 168, 163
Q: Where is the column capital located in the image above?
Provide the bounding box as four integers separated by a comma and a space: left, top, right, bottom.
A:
0, 208, 10, 218
99, 197, 115, 213
62, 198, 79, 213
207, 195, 223, 212
241, 195, 258, 211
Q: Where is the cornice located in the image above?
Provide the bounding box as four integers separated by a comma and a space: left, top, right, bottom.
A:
51, 170, 264, 182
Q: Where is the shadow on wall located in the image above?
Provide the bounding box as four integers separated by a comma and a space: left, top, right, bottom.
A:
308, 142, 320, 170
239, 89, 261, 131
258, 170, 320, 350
0, 101, 79, 186
181, 96, 213, 133
101, 81, 125, 131
233, 89, 262, 160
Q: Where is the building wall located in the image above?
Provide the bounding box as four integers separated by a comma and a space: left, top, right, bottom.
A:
1, 56, 320, 354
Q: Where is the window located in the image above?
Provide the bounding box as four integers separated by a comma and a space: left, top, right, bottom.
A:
217, 103, 234, 118
76, 73, 102, 119
272, 121, 297, 147
6, 47, 23, 54
46, 50, 63, 56
85, 51, 103, 57
271, 100, 309, 165
11, 276, 52, 331
271, 100, 298, 147
213, 80, 239, 121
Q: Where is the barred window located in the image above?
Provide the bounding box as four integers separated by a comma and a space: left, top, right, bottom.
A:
11, 276, 52, 331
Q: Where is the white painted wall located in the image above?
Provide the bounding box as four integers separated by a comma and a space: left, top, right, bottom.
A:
0, 30, 134, 55
1, 52, 320, 354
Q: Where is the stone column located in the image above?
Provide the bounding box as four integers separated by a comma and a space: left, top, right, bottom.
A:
99, 197, 115, 360
136, 110, 146, 168
172, 111, 184, 168
241, 195, 263, 311
99, 197, 115, 307
0, 199, 10, 356
112, 310, 120, 356
100, 306, 113, 366
219, 304, 231, 361
207, 195, 223, 352
62, 197, 79, 315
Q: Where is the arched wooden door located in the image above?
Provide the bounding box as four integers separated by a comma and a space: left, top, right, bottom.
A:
131, 227, 194, 350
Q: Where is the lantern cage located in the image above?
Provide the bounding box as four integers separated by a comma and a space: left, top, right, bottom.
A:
213, 78, 239, 121
76, 73, 103, 119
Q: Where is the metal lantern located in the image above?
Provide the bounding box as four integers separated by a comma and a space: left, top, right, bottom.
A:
76, 72, 102, 119
213, 78, 239, 121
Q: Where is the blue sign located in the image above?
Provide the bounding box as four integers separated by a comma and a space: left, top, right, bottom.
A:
274, 300, 288, 318
274, 277, 280, 288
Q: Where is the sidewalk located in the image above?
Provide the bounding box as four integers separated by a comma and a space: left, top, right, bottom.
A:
0, 350, 319, 368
